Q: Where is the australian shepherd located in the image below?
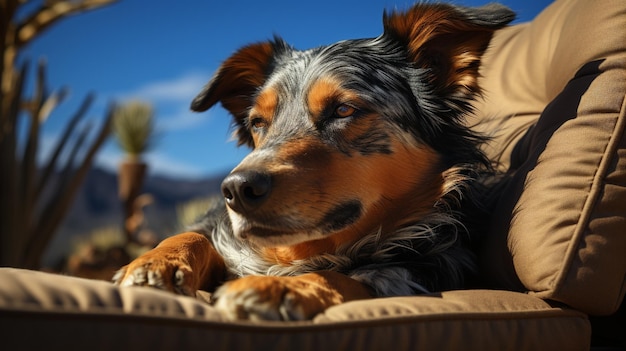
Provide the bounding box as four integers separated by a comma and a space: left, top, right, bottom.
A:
114, 2, 514, 321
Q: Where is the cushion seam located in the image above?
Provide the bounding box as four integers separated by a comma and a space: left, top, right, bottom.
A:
554, 77, 626, 301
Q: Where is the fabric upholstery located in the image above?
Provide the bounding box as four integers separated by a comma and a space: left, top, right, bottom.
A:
470, 0, 626, 316
0, 268, 591, 351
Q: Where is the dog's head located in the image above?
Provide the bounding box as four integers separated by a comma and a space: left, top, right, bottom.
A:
191, 3, 514, 253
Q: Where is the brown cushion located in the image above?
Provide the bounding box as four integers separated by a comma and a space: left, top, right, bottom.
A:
0, 268, 590, 351
470, 0, 626, 316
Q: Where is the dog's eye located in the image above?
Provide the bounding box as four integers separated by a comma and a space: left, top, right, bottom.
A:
334, 104, 355, 118
250, 117, 268, 130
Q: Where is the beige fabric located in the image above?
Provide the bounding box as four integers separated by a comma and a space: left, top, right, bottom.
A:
0, 268, 590, 351
471, 0, 626, 316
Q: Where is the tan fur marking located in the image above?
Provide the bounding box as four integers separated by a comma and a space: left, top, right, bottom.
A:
325, 142, 443, 250
249, 88, 278, 146
251, 88, 278, 120
307, 77, 360, 120
261, 139, 443, 263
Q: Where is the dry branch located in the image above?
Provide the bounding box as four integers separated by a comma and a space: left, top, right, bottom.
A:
16, 0, 118, 47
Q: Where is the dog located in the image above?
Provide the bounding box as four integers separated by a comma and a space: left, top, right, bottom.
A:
113, 2, 514, 321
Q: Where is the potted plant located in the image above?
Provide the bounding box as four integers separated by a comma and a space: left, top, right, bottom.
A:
111, 101, 155, 244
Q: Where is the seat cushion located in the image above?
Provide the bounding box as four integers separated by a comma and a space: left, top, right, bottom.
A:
0, 268, 590, 351
469, 0, 626, 316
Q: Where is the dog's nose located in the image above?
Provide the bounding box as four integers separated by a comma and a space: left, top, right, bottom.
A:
221, 170, 272, 214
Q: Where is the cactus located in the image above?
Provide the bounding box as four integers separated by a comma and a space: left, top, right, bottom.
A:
0, 0, 116, 269
111, 101, 156, 245
111, 101, 155, 160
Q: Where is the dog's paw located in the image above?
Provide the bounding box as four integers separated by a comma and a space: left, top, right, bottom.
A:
212, 275, 341, 321
112, 254, 196, 296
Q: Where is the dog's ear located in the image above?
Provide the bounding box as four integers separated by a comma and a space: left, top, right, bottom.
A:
383, 3, 514, 101
191, 39, 285, 146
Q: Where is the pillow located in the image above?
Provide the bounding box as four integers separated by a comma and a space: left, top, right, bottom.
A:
470, 0, 626, 316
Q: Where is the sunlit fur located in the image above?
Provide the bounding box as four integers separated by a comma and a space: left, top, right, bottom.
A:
189, 3, 514, 295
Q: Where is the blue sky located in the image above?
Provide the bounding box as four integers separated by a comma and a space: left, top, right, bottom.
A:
19, 0, 552, 179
